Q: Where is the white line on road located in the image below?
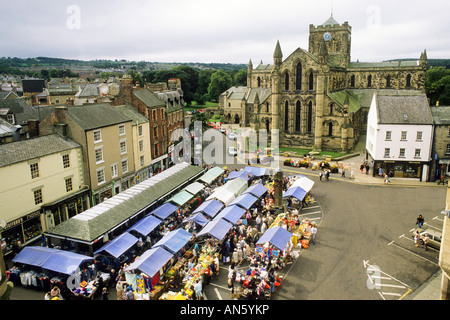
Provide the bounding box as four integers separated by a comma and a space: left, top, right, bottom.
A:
299, 211, 322, 216
214, 288, 223, 300
381, 292, 402, 297
433, 216, 444, 222
388, 242, 439, 266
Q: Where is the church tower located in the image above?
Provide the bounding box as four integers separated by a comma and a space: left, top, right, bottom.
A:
308, 15, 351, 68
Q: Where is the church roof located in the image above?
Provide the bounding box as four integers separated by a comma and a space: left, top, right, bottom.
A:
321, 15, 339, 27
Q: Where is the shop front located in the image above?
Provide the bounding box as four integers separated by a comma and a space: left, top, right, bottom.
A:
374, 160, 429, 181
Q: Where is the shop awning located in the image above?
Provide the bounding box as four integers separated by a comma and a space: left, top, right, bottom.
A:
183, 181, 205, 195
243, 166, 271, 177
198, 166, 225, 184
206, 188, 235, 205
242, 183, 268, 198
94, 232, 138, 258
150, 202, 178, 220
167, 190, 194, 207
256, 227, 293, 251
222, 177, 248, 196
183, 212, 209, 227
127, 215, 162, 237
125, 247, 173, 278
153, 228, 193, 254
13, 247, 94, 276
283, 186, 307, 201
227, 170, 253, 181
213, 205, 246, 225
228, 193, 258, 210
291, 176, 314, 192
192, 199, 224, 219
197, 218, 233, 241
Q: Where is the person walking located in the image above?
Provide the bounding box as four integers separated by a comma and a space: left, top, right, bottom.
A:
311, 224, 317, 245
416, 215, 424, 229
194, 279, 203, 300
324, 170, 330, 181
414, 231, 420, 247
341, 168, 346, 178
319, 171, 323, 182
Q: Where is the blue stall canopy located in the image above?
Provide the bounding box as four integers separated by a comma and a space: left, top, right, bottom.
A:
94, 232, 138, 258
228, 193, 258, 210
242, 183, 268, 198
152, 228, 193, 254
127, 215, 162, 237
183, 212, 209, 227
197, 218, 233, 241
213, 205, 246, 225
256, 227, 293, 251
125, 247, 173, 278
227, 170, 253, 181
192, 199, 224, 219
13, 247, 94, 276
243, 166, 271, 177
150, 202, 178, 220
283, 186, 307, 201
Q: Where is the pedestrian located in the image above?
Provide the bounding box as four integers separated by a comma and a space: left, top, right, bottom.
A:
268, 269, 275, 294
311, 224, 317, 244
416, 215, 424, 229
194, 279, 203, 300
414, 231, 420, 247
125, 286, 134, 300
384, 174, 389, 184
324, 170, 330, 181
341, 168, 346, 178
365, 164, 370, 175
423, 233, 430, 251
115, 277, 127, 300
360, 164, 364, 173
350, 170, 355, 179
319, 171, 323, 181
102, 287, 109, 300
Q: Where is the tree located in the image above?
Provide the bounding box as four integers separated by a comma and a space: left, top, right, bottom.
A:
233, 68, 247, 86
426, 67, 450, 106
208, 70, 232, 102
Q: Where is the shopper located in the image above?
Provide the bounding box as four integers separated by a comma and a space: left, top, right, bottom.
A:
414, 231, 420, 247
423, 233, 430, 251
319, 171, 323, 182
311, 224, 317, 245
194, 279, 203, 300
102, 287, 109, 300
125, 286, 134, 300
115, 277, 127, 300
416, 215, 424, 229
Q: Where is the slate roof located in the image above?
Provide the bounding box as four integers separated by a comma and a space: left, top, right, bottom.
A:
113, 104, 148, 125
321, 15, 340, 26
348, 60, 421, 69
376, 94, 433, 125
0, 99, 55, 124
65, 103, 132, 130
0, 133, 80, 168
45, 163, 203, 243
328, 91, 362, 114
133, 88, 166, 108
76, 83, 99, 97
430, 106, 450, 125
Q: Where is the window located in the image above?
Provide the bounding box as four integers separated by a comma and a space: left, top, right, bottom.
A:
328, 123, 333, 136
6, 114, 15, 124
121, 159, 128, 174
139, 140, 144, 152
307, 101, 313, 133
386, 75, 391, 88
95, 147, 103, 163
309, 72, 314, 91
62, 154, 70, 168
406, 74, 412, 88
34, 189, 43, 205
97, 168, 105, 185
384, 148, 390, 158
30, 163, 39, 179
295, 101, 301, 132
119, 124, 125, 135
350, 75, 355, 88
415, 149, 421, 158
367, 75, 372, 88
111, 163, 118, 178
65, 178, 73, 192
385, 131, 392, 140
284, 101, 289, 132
257, 77, 261, 88
284, 72, 289, 91
296, 62, 302, 90
399, 148, 406, 158
120, 140, 127, 154
140, 155, 145, 167
446, 144, 450, 155
401, 131, 407, 140
416, 131, 423, 141
93, 129, 102, 142
138, 125, 143, 136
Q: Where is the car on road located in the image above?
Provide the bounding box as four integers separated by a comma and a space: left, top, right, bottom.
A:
220, 127, 226, 134
227, 132, 236, 140
227, 147, 237, 157
412, 228, 442, 249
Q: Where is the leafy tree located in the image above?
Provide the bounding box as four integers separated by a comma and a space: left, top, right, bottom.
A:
233, 68, 247, 86
426, 67, 450, 105
189, 111, 210, 131
208, 70, 232, 102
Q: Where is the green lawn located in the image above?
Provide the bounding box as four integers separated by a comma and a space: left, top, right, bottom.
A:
185, 101, 218, 111
278, 147, 345, 158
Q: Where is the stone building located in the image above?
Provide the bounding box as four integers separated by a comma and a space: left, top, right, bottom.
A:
220, 15, 428, 152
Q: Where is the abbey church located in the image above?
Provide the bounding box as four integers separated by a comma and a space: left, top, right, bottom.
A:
219, 15, 428, 152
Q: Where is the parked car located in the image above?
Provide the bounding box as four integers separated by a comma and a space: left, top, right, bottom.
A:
227, 147, 237, 157
227, 133, 236, 140
412, 228, 442, 249
220, 127, 226, 134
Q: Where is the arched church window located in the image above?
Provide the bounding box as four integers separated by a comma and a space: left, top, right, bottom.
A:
367, 75, 372, 88
307, 101, 313, 133
309, 72, 314, 91
328, 122, 333, 136
406, 74, 411, 88
257, 77, 261, 88
386, 75, 391, 88
296, 62, 302, 90
285, 72, 289, 91
350, 75, 355, 88
295, 101, 301, 132
284, 101, 289, 132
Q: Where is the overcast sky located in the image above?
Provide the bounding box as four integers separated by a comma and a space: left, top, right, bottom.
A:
0, 0, 449, 65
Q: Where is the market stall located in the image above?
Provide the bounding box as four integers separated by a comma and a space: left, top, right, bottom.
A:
167, 190, 195, 207
150, 202, 178, 221
93, 232, 139, 271
127, 214, 163, 239
152, 228, 193, 258
243, 166, 272, 177
213, 205, 246, 225
226, 170, 254, 181
197, 166, 225, 185
206, 188, 235, 205
228, 193, 258, 210
192, 199, 224, 219
125, 247, 174, 300
242, 183, 268, 199
196, 218, 233, 241
182, 212, 209, 233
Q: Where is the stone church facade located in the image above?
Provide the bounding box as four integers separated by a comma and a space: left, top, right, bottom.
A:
219, 16, 428, 152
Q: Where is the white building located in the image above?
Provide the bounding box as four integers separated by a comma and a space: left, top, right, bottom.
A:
366, 92, 434, 181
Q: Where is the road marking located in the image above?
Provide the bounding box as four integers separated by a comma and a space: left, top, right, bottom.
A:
423, 222, 443, 231
433, 216, 444, 222
214, 288, 223, 300
381, 292, 402, 297
387, 242, 439, 266
301, 205, 320, 210
299, 211, 322, 216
